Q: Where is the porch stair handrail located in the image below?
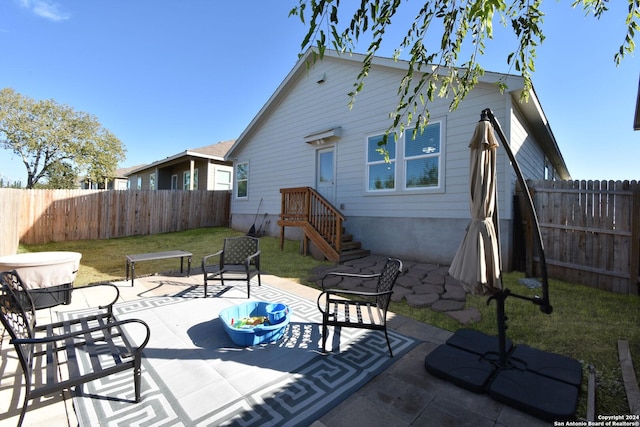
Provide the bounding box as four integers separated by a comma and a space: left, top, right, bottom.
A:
278, 187, 344, 262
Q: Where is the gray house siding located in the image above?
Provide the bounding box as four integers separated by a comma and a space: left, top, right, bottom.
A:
228, 51, 569, 267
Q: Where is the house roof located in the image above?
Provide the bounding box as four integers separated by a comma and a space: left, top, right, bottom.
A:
125, 140, 234, 176
226, 49, 570, 180
114, 165, 146, 178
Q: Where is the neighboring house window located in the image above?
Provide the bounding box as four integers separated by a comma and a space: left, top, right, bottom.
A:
216, 169, 231, 190
236, 162, 248, 198
136, 176, 142, 190
149, 173, 156, 190
183, 171, 190, 190
367, 134, 396, 191
171, 174, 178, 190
404, 122, 441, 189
183, 169, 199, 190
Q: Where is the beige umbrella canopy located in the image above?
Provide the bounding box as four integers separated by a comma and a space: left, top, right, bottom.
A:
448, 119, 503, 295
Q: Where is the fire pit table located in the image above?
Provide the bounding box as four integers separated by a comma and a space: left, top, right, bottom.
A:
0, 251, 82, 309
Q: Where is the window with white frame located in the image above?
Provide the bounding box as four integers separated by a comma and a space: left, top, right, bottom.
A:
404, 122, 441, 189
183, 171, 190, 190
215, 169, 231, 190
367, 120, 443, 193
136, 176, 142, 190
183, 169, 199, 190
236, 162, 248, 198
171, 174, 178, 190
367, 134, 396, 191
149, 173, 156, 190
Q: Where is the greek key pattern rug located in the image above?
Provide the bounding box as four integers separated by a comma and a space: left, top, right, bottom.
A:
65, 281, 418, 426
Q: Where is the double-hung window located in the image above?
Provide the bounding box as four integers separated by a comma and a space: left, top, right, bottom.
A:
367, 120, 443, 193
367, 134, 396, 191
236, 162, 248, 198
183, 169, 199, 190
404, 122, 441, 189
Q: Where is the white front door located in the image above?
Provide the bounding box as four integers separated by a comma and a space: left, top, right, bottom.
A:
316, 147, 335, 204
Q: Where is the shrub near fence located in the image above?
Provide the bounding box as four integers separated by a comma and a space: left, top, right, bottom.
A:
8, 189, 230, 246
526, 180, 640, 295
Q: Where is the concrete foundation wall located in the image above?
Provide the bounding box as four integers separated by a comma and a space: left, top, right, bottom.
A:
231, 213, 513, 269
347, 217, 513, 268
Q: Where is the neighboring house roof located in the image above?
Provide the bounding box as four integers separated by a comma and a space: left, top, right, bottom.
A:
77, 165, 145, 187
114, 165, 147, 178
226, 49, 570, 179
125, 140, 235, 176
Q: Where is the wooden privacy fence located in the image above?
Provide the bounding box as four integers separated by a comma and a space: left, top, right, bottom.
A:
2, 189, 230, 247
524, 180, 640, 295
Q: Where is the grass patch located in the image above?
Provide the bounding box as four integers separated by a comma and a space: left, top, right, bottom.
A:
19, 227, 640, 417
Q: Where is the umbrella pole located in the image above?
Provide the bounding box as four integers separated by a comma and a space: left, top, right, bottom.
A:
482, 108, 552, 314
491, 290, 509, 367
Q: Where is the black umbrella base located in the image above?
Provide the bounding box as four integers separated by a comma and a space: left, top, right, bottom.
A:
425, 329, 582, 421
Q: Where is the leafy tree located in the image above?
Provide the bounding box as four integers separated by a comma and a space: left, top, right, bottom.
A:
34, 160, 77, 189
0, 88, 126, 189
290, 0, 639, 136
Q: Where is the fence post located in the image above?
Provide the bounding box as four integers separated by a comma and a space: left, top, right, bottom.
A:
630, 183, 640, 295
524, 184, 535, 278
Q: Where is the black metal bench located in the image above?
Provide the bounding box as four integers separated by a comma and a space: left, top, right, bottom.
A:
0, 270, 151, 427
125, 250, 192, 286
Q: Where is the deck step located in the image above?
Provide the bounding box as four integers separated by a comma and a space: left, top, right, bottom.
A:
339, 248, 371, 263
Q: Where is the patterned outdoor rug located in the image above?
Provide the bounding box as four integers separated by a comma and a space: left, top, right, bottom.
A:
63, 281, 418, 426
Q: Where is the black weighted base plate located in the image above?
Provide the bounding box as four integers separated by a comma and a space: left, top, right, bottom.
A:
509, 344, 582, 387
424, 344, 495, 393
424, 329, 581, 421
446, 328, 512, 357
488, 367, 580, 421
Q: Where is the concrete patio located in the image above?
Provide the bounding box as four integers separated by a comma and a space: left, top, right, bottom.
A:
1, 268, 551, 426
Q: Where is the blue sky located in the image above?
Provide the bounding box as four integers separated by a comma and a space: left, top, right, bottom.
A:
1, 1, 638, 184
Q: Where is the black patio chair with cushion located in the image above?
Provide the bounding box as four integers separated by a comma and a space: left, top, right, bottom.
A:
202, 236, 261, 298
317, 258, 403, 357
0, 270, 151, 427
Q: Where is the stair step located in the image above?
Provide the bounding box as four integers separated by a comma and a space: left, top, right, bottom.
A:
339, 248, 371, 263
341, 240, 361, 250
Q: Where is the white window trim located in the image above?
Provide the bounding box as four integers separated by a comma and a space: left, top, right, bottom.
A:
365, 118, 446, 195
365, 133, 396, 192
214, 166, 232, 190
171, 174, 178, 190
403, 120, 444, 192
236, 161, 249, 199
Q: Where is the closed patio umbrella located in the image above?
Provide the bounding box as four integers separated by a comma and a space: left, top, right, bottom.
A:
448, 117, 502, 295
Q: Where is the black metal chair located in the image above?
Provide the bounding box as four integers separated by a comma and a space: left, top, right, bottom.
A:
0, 270, 150, 427
317, 258, 403, 357
202, 236, 261, 298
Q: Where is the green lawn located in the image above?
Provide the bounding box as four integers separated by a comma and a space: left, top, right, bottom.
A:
19, 227, 640, 417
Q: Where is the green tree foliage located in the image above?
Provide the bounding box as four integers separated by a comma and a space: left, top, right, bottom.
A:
290, 0, 639, 136
0, 88, 126, 189
34, 160, 77, 189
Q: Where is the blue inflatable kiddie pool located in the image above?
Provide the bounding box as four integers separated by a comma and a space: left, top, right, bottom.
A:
219, 301, 291, 346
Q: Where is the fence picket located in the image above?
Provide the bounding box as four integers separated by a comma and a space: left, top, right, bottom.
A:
527, 179, 639, 294
0, 189, 230, 249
